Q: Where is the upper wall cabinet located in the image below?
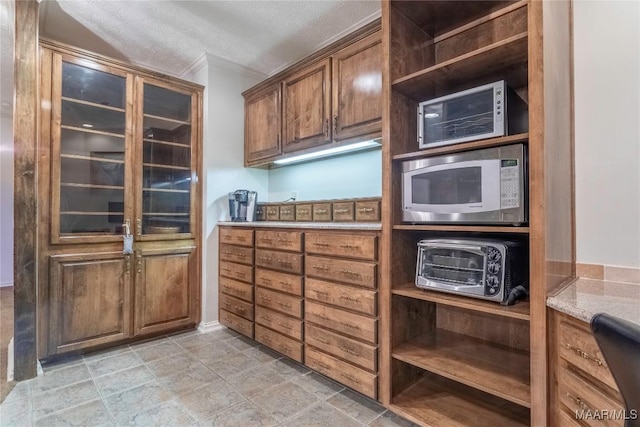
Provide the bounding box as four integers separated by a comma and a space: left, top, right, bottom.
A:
243, 21, 381, 167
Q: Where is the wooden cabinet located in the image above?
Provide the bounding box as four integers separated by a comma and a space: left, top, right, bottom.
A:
283, 59, 331, 152
245, 83, 282, 164
332, 32, 382, 142
550, 310, 624, 426
243, 22, 381, 166
381, 1, 574, 425
38, 40, 203, 358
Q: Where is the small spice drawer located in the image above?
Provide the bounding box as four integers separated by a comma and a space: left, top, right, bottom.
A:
255, 268, 303, 296
219, 293, 254, 321
312, 203, 332, 222
220, 244, 254, 266
219, 276, 253, 303
305, 233, 377, 261
305, 278, 377, 316
256, 287, 303, 318
255, 204, 267, 221
295, 204, 312, 221
255, 306, 303, 341
219, 260, 253, 284
558, 316, 618, 391
305, 301, 377, 344
219, 228, 254, 247
332, 202, 355, 222
355, 200, 381, 221
255, 249, 304, 275
279, 204, 296, 221
266, 205, 280, 221
256, 324, 303, 363
558, 367, 624, 427
305, 323, 377, 371
255, 230, 303, 252
220, 309, 253, 338
305, 346, 377, 399
306, 255, 376, 288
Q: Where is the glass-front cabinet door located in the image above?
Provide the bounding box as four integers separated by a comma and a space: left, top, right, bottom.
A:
136, 77, 197, 239
51, 55, 133, 243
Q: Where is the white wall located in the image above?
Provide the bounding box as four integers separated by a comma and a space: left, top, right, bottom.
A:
267, 148, 382, 202
0, 114, 13, 285
574, 0, 640, 268
184, 54, 269, 326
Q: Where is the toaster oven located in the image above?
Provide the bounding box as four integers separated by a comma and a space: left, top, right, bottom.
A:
415, 238, 528, 304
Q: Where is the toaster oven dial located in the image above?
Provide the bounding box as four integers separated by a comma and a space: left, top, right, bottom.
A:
488, 247, 501, 261
486, 275, 500, 294
488, 261, 501, 274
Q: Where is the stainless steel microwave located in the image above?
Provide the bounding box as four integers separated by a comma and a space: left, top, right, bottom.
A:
417, 81, 528, 149
402, 144, 527, 224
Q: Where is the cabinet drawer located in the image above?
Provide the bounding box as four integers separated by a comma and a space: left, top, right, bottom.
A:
305, 233, 377, 261
306, 323, 377, 372
305, 278, 377, 316
255, 204, 267, 221
256, 306, 303, 341
306, 255, 376, 288
220, 309, 253, 339
256, 325, 303, 363
256, 230, 303, 252
219, 277, 253, 303
312, 203, 332, 222
305, 346, 377, 399
219, 261, 253, 284
332, 202, 355, 222
219, 228, 254, 247
220, 244, 254, 266
255, 249, 303, 274
558, 367, 624, 427
306, 301, 376, 344
266, 205, 280, 221
279, 204, 296, 221
256, 287, 303, 318
220, 294, 254, 321
355, 200, 380, 221
255, 268, 303, 296
558, 316, 618, 391
296, 204, 312, 222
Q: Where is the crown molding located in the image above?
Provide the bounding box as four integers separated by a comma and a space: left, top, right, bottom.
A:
181, 52, 267, 82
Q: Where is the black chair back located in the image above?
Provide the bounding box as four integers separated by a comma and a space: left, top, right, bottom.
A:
591, 313, 640, 427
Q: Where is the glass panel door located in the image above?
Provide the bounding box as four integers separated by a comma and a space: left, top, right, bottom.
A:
139, 81, 194, 236
54, 59, 130, 239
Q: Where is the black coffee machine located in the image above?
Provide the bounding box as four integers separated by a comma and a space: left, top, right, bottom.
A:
228, 190, 257, 222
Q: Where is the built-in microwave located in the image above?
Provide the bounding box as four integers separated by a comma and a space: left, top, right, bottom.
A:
402, 144, 527, 224
417, 80, 528, 149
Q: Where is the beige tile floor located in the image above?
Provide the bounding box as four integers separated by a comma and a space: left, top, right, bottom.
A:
0, 328, 417, 427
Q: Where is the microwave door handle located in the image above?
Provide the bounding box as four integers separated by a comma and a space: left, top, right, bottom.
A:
417, 106, 424, 145
422, 243, 485, 256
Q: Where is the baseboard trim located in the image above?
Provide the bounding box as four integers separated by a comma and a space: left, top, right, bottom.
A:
197, 321, 223, 334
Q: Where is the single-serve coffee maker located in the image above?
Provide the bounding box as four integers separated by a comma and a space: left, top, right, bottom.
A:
228, 190, 257, 222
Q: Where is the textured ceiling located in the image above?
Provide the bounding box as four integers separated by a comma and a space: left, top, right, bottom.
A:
0, 0, 380, 116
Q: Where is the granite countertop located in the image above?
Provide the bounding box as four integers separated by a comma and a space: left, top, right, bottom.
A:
217, 221, 382, 230
547, 277, 640, 326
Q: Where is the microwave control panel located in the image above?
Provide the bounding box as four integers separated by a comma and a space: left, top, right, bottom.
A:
500, 159, 520, 209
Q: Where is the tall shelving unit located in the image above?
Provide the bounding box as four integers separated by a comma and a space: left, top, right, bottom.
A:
379, 1, 574, 426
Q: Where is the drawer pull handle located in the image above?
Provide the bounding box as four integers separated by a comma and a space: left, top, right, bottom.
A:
223, 235, 232, 240
236, 236, 246, 242
341, 373, 361, 385
340, 296, 360, 303
278, 281, 292, 288
340, 270, 363, 279
234, 306, 246, 313
259, 256, 272, 262
259, 315, 272, 322
222, 301, 231, 307
267, 210, 278, 215
281, 210, 292, 215
315, 209, 328, 214
277, 322, 291, 330
340, 321, 361, 331
260, 335, 272, 344
566, 392, 592, 411
314, 337, 330, 345
260, 238, 273, 244
312, 265, 329, 271
278, 302, 292, 309
261, 296, 272, 302
313, 290, 329, 297
314, 314, 330, 321
235, 272, 246, 278
222, 268, 231, 273
280, 344, 290, 352
339, 244, 359, 250
358, 207, 375, 213
566, 344, 603, 366
297, 209, 309, 215
260, 277, 272, 284
276, 238, 292, 244
315, 361, 331, 371
312, 242, 330, 247
339, 345, 359, 356
222, 251, 232, 255
334, 208, 350, 214
277, 260, 293, 267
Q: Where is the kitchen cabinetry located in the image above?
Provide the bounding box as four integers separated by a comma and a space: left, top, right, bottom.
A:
38, 40, 203, 358
380, 0, 574, 425
243, 21, 381, 166
550, 310, 624, 426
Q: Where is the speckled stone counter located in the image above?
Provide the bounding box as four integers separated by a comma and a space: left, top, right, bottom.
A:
547, 278, 640, 326
217, 221, 382, 230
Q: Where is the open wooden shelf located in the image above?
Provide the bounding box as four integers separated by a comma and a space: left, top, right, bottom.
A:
392, 33, 528, 100
393, 224, 529, 234
393, 133, 529, 162
392, 329, 531, 407
390, 372, 530, 427
392, 283, 530, 321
